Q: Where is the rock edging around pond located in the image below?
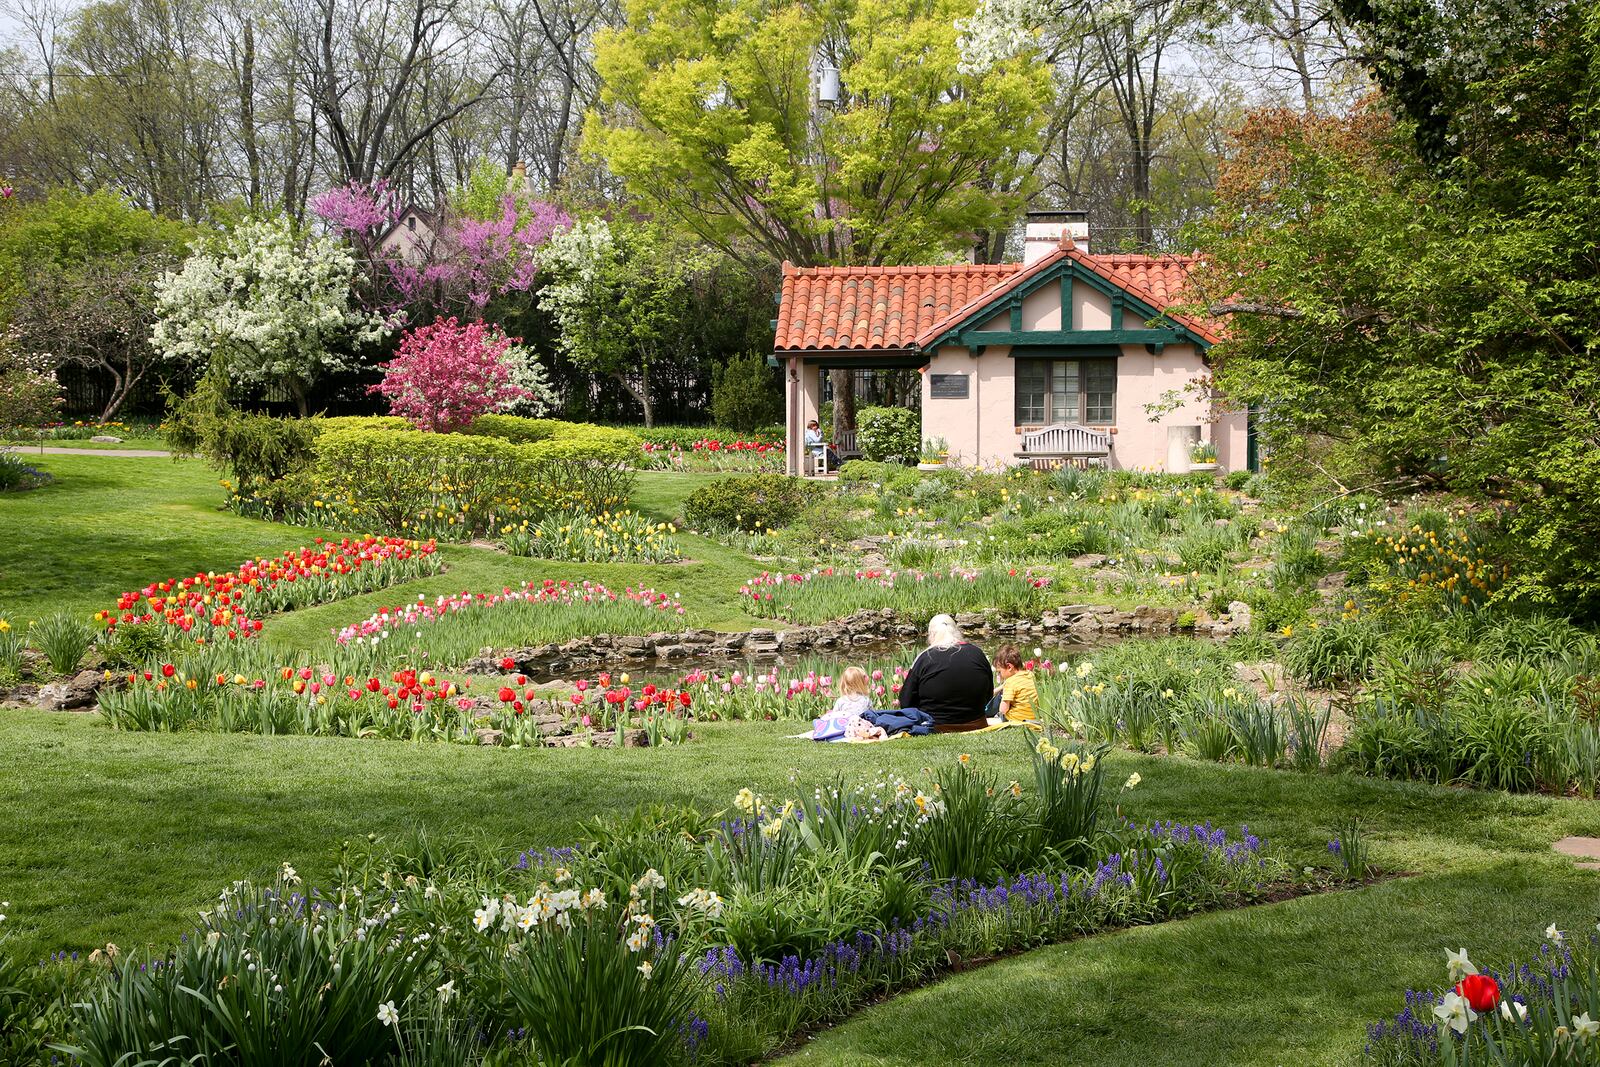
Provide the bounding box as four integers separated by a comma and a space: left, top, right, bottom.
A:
469, 603, 1247, 676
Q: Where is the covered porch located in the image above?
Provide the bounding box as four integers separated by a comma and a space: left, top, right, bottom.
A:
781, 352, 927, 477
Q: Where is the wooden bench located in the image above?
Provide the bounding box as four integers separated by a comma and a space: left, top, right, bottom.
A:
1014, 425, 1112, 469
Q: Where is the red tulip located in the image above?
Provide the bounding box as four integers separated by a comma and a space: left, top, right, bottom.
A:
497, 687, 516, 702
160, 663, 176, 678
1455, 974, 1500, 1013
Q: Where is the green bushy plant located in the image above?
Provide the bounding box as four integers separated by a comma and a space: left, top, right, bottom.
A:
855, 405, 919, 464
27, 612, 95, 676
1283, 618, 1384, 686
711, 352, 782, 431
0, 453, 50, 492
304, 427, 633, 537
164, 370, 318, 493
683, 473, 813, 532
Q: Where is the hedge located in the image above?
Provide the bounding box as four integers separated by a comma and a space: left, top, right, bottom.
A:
310, 427, 634, 536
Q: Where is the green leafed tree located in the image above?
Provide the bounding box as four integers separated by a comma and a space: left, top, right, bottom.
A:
539, 217, 712, 427
583, 0, 1052, 269
1191, 1, 1600, 618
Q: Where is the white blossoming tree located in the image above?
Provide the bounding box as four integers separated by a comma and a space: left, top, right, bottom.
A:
152, 217, 388, 414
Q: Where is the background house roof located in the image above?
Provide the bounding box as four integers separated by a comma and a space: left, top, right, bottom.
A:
775, 243, 1217, 352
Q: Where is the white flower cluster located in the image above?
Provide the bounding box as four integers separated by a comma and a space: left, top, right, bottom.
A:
474, 885, 608, 935
152, 216, 388, 390
539, 217, 616, 363
955, 0, 1038, 75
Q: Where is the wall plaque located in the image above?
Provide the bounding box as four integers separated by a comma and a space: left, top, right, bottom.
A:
929, 373, 969, 399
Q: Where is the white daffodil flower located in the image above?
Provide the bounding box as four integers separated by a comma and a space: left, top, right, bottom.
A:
1446, 947, 1477, 982
377, 1001, 399, 1027
1432, 991, 1476, 1035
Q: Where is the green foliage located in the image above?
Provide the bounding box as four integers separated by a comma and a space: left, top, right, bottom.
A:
855, 406, 920, 464
1283, 618, 1384, 686
711, 353, 782, 431
164, 370, 319, 493
301, 427, 634, 538
0, 454, 51, 492
683, 473, 814, 532
585, 0, 1051, 266
1196, 16, 1600, 617
26, 612, 95, 676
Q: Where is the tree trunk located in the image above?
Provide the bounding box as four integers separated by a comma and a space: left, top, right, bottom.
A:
240, 18, 261, 209
288, 377, 310, 417
830, 370, 856, 444
614, 369, 653, 427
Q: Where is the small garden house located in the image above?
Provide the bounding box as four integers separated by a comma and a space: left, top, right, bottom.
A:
774, 212, 1251, 476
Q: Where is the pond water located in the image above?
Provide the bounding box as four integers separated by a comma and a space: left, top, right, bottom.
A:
515, 637, 1115, 689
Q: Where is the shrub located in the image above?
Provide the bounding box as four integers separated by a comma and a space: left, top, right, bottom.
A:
522, 425, 642, 465
466, 416, 642, 463
683, 473, 813, 532
0, 453, 51, 491
164, 371, 318, 493
308, 427, 633, 537
711, 352, 782, 431
856, 405, 920, 464
1224, 469, 1252, 491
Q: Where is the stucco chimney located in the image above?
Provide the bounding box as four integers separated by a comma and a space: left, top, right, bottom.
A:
1022, 209, 1089, 264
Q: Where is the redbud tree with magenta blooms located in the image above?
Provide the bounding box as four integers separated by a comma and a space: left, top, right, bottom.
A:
370, 318, 528, 433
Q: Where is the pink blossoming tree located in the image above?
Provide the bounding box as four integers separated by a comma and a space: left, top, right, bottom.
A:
370, 318, 528, 432
311, 179, 570, 321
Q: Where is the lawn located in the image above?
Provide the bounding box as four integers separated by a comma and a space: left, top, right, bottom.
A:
0, 454, 758, 637
3, 708, 1598, 1064
5, 453, 1600, 1064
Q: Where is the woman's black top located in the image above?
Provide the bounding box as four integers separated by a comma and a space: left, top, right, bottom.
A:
898, 642, 992, 725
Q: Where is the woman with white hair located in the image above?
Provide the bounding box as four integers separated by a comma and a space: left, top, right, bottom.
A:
897, 613, 993, 732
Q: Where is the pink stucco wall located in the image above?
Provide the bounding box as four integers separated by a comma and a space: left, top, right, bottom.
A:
921, 343, 1240, 472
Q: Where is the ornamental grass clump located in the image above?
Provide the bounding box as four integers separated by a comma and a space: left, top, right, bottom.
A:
739, 566, 1054, 624
26, 612, 95, 676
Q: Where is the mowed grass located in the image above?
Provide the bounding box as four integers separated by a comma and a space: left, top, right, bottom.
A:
4, 706, 1600, 1064
0, 455, 762, 643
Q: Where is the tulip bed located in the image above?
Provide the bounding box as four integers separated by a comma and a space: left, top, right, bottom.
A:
739, 565, 1056, 624
638, 438, 784, 472
95, 536, 443, 645
98, 580, 696, 743
0, 745, 1319, 1067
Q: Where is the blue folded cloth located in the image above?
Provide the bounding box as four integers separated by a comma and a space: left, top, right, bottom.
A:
862, 707, 934, 737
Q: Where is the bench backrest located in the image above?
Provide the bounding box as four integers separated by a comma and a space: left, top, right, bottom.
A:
1020, 425, 1111, 454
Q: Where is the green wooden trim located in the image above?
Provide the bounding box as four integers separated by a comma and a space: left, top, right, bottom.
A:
918, 258, 1211, 353
798, 353, 928, 368
1008, 300, 1023, 331
1061, 275, 1074, 330
1005, 344, 1122, 360
956, 329, 1184, 346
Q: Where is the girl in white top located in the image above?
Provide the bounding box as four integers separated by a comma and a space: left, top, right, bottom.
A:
829, 666, 874, 717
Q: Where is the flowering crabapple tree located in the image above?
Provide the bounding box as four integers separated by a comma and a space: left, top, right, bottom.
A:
151, 217, 387, 415
370, 318, 531, 432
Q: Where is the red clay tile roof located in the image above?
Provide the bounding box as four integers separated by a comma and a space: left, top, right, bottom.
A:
774, 262, 1020, 351
776, 240, 1219, 352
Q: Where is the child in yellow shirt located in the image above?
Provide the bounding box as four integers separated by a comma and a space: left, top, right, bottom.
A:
987, 644, 1038, 723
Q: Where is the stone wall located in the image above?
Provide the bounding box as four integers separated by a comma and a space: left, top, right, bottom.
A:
468, 603, 1243, 676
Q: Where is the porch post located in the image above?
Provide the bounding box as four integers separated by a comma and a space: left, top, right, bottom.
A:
785, 355, 801, 476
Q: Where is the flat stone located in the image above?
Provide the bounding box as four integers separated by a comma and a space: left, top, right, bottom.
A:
89, 434, 123, 443
1554, 836, 1600, 861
